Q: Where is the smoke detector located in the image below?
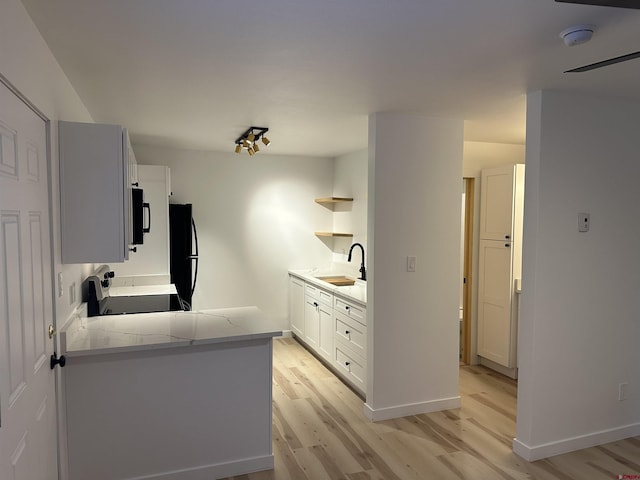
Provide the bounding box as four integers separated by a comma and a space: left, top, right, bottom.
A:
560, 24, 595, 46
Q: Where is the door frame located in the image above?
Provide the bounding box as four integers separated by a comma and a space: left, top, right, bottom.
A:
461, 177, 474, 365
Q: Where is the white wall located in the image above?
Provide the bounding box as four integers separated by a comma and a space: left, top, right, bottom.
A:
463, 141, 525, 178
133, 145, 334, 328
1, 0, 95, 330
366, 112, 463, 420
515, 90, 640, 460
331, 148, 368, 277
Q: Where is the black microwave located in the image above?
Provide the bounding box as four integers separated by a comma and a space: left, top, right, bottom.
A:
131, 188, 150, 244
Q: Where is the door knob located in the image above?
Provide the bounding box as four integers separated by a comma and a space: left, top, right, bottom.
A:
50, 352, 66, 370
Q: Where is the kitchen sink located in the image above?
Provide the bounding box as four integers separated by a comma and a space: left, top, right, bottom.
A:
315, 275, 356, 286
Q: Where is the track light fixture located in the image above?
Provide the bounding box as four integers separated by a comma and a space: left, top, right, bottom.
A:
234, 126, 270, 155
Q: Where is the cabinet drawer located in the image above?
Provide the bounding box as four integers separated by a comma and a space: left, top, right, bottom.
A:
334, 312, 366, 358
335, 345, 365, 392
305, 283, 333, 306
334, 296, 366, 325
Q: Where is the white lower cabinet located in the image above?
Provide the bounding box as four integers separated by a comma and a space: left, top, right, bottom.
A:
304, 282, 333, 360
334, 310, 366, 359
288, 274, 367, 394
335, 344, 366, 392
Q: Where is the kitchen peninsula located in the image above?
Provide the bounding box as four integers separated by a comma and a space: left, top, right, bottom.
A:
61, 306, 281, 480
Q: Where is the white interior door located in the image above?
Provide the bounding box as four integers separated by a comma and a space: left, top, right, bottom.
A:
0, 79, 58, 479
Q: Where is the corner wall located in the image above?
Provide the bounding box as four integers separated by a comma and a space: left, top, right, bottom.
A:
515, 90, 640, 460
366, 112, 463, 420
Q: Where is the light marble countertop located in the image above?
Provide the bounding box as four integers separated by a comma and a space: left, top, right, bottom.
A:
61, 306, 282, 357
289, 269, 367, 305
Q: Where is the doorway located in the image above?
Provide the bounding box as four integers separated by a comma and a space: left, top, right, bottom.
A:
460, 177, 474, 365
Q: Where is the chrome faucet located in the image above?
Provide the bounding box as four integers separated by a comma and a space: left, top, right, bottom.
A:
348, 243, 366, 281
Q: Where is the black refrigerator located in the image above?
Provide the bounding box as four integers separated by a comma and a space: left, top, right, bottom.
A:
169, 203, 199, 310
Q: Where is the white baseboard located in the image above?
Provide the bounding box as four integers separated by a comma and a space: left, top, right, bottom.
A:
279, 329, 293, 338
513, 423, 640, 461
127, 455, 274, 480
363, 396, 461, 422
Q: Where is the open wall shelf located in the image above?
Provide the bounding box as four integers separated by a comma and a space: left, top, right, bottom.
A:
315, 197, 354, 211
314, 232, 353, 238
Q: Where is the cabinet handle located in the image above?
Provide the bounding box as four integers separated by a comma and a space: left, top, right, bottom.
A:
313, 302, 318, 307
505, 235, 510, 239
132, 182, 139, 187
345, 330, 350, 335
129, 246, 137, 253
345, 361, 351, 367
505, 243, 510, 248
345, 305, 350, 311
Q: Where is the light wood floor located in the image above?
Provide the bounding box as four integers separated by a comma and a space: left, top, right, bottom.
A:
224, 338, 640, 480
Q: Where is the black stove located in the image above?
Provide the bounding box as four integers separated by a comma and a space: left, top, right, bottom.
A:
95, 294, 183, 316
87, 265, 183, 317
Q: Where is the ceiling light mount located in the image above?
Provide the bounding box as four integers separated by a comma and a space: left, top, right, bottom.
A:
234, 126, 270, 155
560, 24, 595, 47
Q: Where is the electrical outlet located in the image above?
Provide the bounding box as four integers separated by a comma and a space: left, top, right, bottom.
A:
619, 382, 628, 401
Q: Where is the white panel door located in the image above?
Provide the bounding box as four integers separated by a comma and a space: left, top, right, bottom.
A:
477, 239, 513, 367
0, 81, 57, 479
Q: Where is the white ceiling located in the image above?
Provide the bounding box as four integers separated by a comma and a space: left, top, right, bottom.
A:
20, 0, 640, 157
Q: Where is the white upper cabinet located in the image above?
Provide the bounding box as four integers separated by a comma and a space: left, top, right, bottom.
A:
59, 121, 136, 264
479, 165, 524, 241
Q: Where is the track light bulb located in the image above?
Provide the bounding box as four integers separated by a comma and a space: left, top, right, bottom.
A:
247, 147, 255, 156
242, 139, 251, 148
234, 144, 242, 154
261, 136, 271, 146
247, 132, 255, 142
253, 142, 260, 153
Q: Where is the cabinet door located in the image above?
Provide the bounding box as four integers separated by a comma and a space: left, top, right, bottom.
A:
289, 276, 305, 337
318, 303, 333, 361
477, 239, 514, 367
59, 121, 130, 263
304, 295, 320, 348
480, 166, 514, 241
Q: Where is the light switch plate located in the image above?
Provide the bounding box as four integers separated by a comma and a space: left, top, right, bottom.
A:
407, 256, 417, 272
578, 213, 590, 232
